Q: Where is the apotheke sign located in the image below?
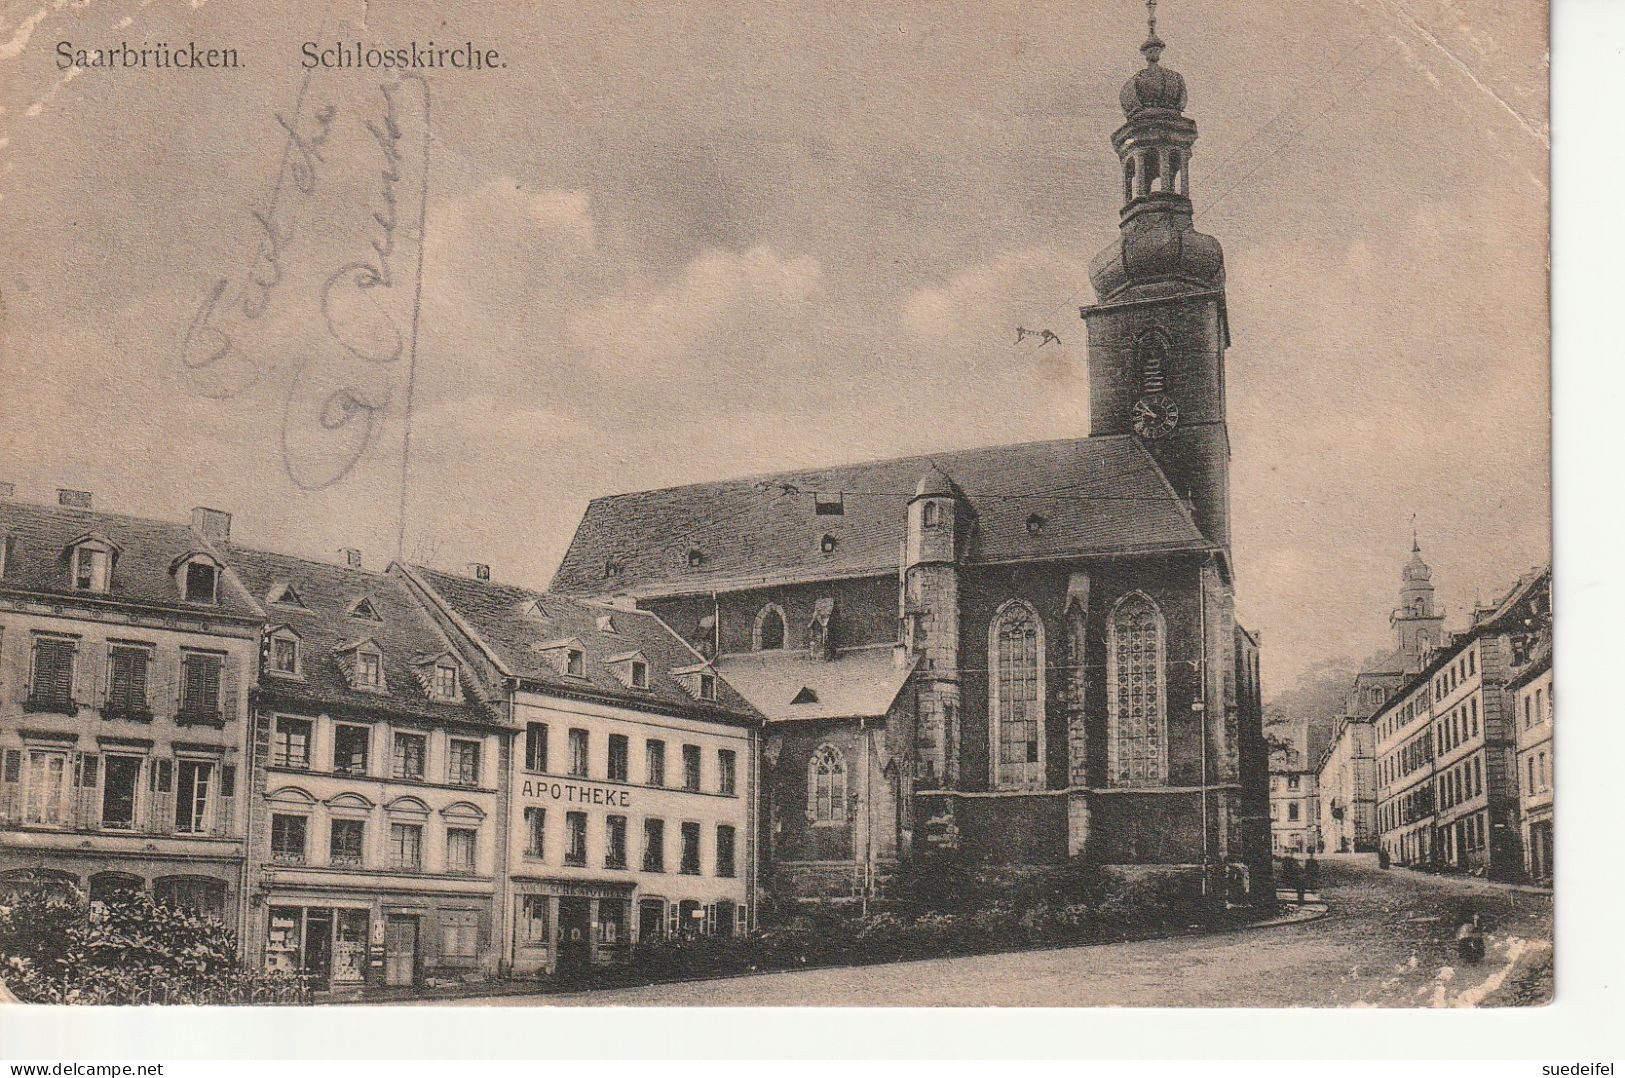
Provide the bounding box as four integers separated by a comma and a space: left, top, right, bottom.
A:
521, 779, 631, 808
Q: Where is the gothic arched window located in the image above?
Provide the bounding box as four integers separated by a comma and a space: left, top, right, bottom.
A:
989, 600, 1045, 790
808, 744, 847, 824
1107, 592, 1167, 786
752, 603, 787, 651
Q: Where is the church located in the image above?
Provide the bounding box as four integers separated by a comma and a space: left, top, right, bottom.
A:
549, 12, 1271, 902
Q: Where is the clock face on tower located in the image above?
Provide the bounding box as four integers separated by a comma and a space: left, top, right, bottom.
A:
1132, 393, 1180, 439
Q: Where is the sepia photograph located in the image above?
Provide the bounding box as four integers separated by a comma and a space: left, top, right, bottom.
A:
0, 0, 1565, 1037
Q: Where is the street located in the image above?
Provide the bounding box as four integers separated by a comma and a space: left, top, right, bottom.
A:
434, 860, 1552, 1008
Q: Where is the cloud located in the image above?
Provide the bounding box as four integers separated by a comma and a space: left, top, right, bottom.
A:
902, 247, 1089, 347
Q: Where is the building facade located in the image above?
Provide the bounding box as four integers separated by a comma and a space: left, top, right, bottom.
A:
1268, 746, 1319, 855
1315, 716, 1375, 853
1510, 642, 1552, 884
545, 19, 1272, 903
0, 495, 260, 924
397, 566, 760, 978
1374, 674, 1436, 867
225, 548, 505, 991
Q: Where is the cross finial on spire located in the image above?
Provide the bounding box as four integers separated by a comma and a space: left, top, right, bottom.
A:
1147, 0, 1157, 38
1141, 0, 1166, 61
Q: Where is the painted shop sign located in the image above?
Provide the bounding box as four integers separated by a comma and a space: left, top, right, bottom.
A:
520, 778, 631, 808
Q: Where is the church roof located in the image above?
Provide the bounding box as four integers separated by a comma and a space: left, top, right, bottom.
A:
551, 435, 1213, 597
715, 646, 917, 724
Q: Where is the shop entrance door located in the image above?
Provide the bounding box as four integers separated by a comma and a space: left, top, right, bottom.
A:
556, 898, 592, 979
303, 910, 333, 983
637, 898, 665, 943
332, 910, 369, 984
384, 915, 418, 987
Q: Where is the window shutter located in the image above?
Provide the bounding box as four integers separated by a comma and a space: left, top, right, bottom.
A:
154, 648, 180, 721
666, 904, 679, 937
217, 764, 237, 836
220, 653, 240, 723
0, 749, 20, 824
74, 753, 100, 829
74, 640, 106, 708
146, 758, 174, 834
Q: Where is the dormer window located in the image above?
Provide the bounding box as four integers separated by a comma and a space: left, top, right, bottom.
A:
686, 548, 704, 569
348, 596, 383, 622
566, 649, 585, 678
820, 533, 838, 554
814, 493, 845, 516
630, 660, 649, 689
1026, 513, 1047, 536
357, 649, 383, 690
699, 673, 717, 701
603, 555, 623, 579
922, 502, 940, 528
268, 630, 301, 677
596, 614, 617, 635
268, 581, 306, 609
433, 663, 459, 699
73, 544, 112, 592
184, 560, 219, 603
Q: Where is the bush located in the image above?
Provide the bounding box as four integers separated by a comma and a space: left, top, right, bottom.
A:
0, 888, 311, 1006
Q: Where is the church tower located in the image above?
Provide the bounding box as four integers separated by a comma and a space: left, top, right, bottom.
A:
1391, 537, 1445, 665
1081, 3, 1231, 551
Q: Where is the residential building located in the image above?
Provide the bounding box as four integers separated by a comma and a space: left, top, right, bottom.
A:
226, 547, 504, 991
0, 494, 260, 924
1315, 715, 1375, 853
1509, 640, 1552, 884
1374, 674, 1436, 867
1268, 745, 1319, 855
396, 565, 761, 979
543, 16, 1272, 902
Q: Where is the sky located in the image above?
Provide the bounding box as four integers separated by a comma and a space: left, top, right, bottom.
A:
0, 0, 1549, 697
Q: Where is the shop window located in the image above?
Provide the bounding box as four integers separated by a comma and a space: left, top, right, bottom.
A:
100, 755, 141, 830
608, 735, 629, 782
519, 896, 550, 946
646, 740, 666, 786
333, 724, 370, 774
682, 744, 701, 792
271, 813, 308, 863
273, 718, 312, 769
393, 732, 426, 780
679, 822, 700, 875
565, 811, 587, 866
447, 739, 481, 787
28, 637, 76, 711
330, 819, 365, 867
523, 807, 545, 859
718, 749, 737, 796
638, 898, 666, 941
446, 828, 477, 874
106, 645, 152, 716
390, 823, 423, 870
605, 815, 627, 869
440, 911, 479, 961
524, 723, 548, 772
178, 653, 223, 724
568, 729, 589, 778
716, 824, 736, 878
677, 899, 702, 937
597, 901, 625, 948
643, 818, 665, 872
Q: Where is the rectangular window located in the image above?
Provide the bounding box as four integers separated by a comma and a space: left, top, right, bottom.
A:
100, 755, 141, 830
566, 649, 585, 678
716, 824, 736, 878
1288, 802, 1300, 821
608, 735, 629, 782
179, 653, 223, 722
433, 664, 458, 699
446, 827, 477, 874
392, 732, 426, 780
447, 739, 481, 787
718, 749, 737, 796
643, 817, 665, 872
24, 750, 69, 825
565, 811, 587, 866
682, 745, 701, 792
646, 740, 666, 786
698, 673, 716, 701
106, 646, 151, 714
358, 650, 382, 689
523, 806, 545, 859
29, 638, 75, 710
440, 911, 478, 960
1287, 774, 1300, 790
568, 729, 589, 778
679, 822, 701, 874
389, 822, 423, 870
605, 814, 627, 868
271, 813, 307, 863
184, 561, 218, 603
174, 760, 213, 832
333, 724, 370, 774
329, 819, 365, 866
270, 636, 299, 675
525, 723, 549, 772
272, 717, 313, 768
630, 660, 648, 689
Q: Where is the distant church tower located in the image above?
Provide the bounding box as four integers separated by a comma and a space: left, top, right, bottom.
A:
1391, 536, 1445, 664
1081, 4, 1231, 552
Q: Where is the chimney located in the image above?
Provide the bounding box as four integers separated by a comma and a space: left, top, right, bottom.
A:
0, 482, 14, 499
467, 562, 491, 581
190, 507, 232, 544
58, 489, 92, 508
341, 548, 362, 569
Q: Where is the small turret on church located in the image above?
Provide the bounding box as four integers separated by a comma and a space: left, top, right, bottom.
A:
905, 465, 962, 789
1082, 4, 1232, 552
